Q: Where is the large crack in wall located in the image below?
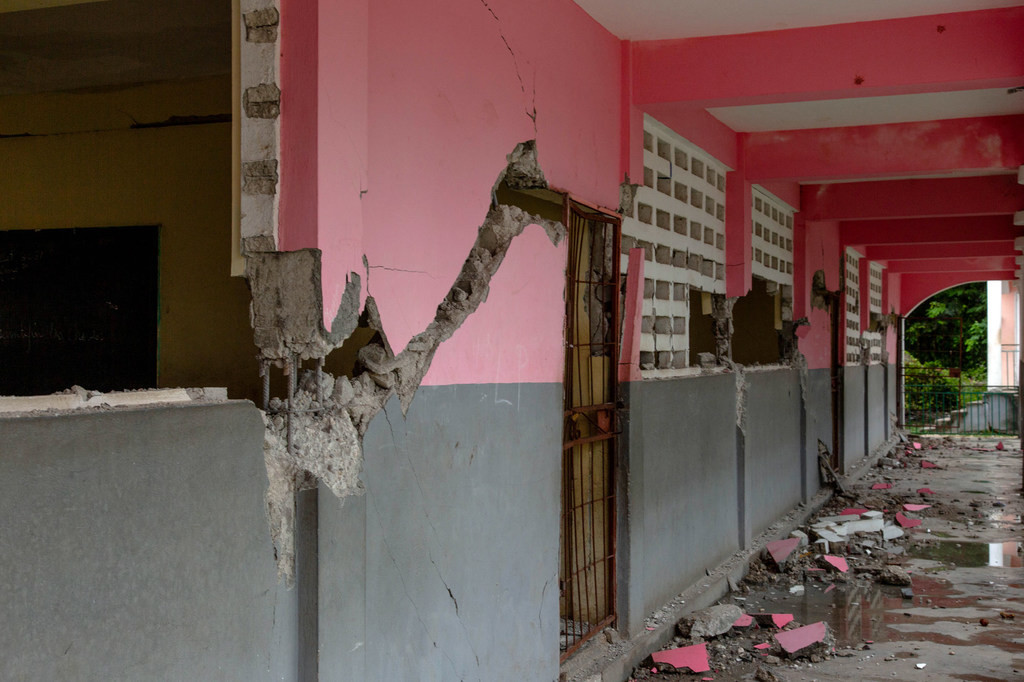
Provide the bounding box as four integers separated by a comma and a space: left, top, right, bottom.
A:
246, 141, 566, 584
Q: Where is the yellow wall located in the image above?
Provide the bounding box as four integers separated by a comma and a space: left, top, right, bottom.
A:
1, 76, 260, 400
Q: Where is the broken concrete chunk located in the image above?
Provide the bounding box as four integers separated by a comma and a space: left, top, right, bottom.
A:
861, 510, 884, 520
790, 530, 809, 547
766, 538, 801, 568
774, 622, 833, 658
895, 512, 922, 529
819, 555, 849, 573
882, 525, 904, 541
651, 642, 710, 673
841, 518, 885, 534
878, 565, 912, 586
679, 604, 744, 639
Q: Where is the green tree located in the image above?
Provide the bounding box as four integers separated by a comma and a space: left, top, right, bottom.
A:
904, 282, 987, 381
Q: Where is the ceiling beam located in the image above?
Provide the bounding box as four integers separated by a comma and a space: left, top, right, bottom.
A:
842, 215, 1020, 246
864, 242, 1016, 262
744, 115, 1024, 182
802, 175, 1024, 221
633, 7, 1024, 108
887, 255, 1017, 274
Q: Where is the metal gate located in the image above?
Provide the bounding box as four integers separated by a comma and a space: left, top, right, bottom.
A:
560, 201, 620, 659
901, 316, 1019, 435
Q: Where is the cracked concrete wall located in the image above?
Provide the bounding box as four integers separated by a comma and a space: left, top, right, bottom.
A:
318, 384, 561, 680
247, 143, 564, 585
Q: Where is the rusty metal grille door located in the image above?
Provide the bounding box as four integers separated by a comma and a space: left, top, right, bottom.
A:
560, 201, 621, 659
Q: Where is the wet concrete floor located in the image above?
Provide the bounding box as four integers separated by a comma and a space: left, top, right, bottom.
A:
631, 436, 1023, 682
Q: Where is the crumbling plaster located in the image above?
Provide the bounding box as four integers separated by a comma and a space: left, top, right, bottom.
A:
247, 143, 565, 582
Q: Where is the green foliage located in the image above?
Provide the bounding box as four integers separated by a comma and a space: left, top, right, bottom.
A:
904, 282, 987, 379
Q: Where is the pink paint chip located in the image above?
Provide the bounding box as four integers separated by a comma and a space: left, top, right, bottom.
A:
775, 622, 827, 654
766, 537, 801, 565
913, 442, 922, 450
871, 483, 892, 490
917, 487, 935, 495
896, 512, 922, 528
996, 441, 1005, 451
824, 583, 836, 594
903, 503, 931, 512
734, 614, 754, 628
921, 460, 938, 469
651, 642, 710, 673
771, 614, 794, 628
754, 643, 771, 650
841, 507, 868, 516
822, 555, 849, 573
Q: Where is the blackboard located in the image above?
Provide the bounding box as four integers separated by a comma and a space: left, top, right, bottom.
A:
0, 226, 159, 396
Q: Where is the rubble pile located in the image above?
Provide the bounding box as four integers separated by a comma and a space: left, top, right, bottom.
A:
628, 435, 1000, 681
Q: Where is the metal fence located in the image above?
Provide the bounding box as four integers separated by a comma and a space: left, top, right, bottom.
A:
1000, 344, 1019, 386
904, 384, 1019, 435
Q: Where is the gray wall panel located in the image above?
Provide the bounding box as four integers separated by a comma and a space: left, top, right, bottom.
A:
745, 370, 803, 537
320, 384, 563, 682
628, 374, 740, 624
868, 364, 887, 453
843, 366, 867, 467
0, 402, 296, 682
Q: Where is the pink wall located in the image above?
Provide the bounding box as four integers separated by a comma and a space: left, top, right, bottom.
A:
798, 220, 840, 370
282, 0, 623, 386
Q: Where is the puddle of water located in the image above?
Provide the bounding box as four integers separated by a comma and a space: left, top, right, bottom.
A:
909, 541, 1022, 567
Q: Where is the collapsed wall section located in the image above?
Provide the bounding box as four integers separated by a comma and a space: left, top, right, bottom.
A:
245, 143, 565, 583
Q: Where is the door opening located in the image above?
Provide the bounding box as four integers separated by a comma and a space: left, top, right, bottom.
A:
559, 200, 621, 659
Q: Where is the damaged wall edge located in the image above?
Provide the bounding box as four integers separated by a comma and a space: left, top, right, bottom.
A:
246, 141, 566, 584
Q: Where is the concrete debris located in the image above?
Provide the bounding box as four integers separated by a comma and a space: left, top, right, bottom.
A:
878, 565, 913, 586
678, 604, 744, 639
650, 642, 710, 673
251, 141, 564, 584
774, 622, 833, 658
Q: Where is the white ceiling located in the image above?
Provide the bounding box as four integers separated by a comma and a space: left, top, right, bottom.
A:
574, 0, 1024, 40
709, 88, 1024, 132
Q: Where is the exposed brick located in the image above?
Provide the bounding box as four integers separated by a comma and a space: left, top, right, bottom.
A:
671, 352, 688, 369
673, 317, 687, 334
243, 83, 281, 119
243, 160, 278, 195
644, 278, 655, 297
656, 351, 672, 369
673, 283, 687, 301
688, 253, 702, 271
641, 316, 655, 333
655, 281, 670, 300
639, 351, 655, 368
701, 259, 714, 278
672, 249, 687, 268
655, 244, 671, 264
654, 316, 671, 334
244, 7, 280, 42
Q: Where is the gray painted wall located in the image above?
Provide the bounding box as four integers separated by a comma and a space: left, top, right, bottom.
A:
624, 373, 739, 631
843, 366, 867, 468
867, 364, 887, 454
318, 384, 562, 682
804, 368, 832, 500
0, 402, 296, 682
744, 370, 803, 538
